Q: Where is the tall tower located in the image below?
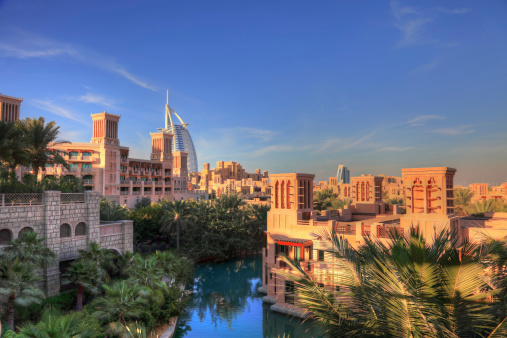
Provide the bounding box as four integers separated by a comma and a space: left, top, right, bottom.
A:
162, 90, 198, 173
91, 112, 121, 145
337, 164, 350, 184
150, 130, 173, 162
0, 92, 23, 122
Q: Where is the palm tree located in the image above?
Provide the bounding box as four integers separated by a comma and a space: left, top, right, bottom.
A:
78, 241, 116, 281
17, 116, 69, 177
276, 227, 507, 337
467, 199, 501, 216
125, 255, 166, 290
19, 306, 101, 337
91, 281, 151, 333
0, 121, 29, 179
248, 203, 270, 223
62, 259, 101, 311
100, 198, 129, 221
455, 188, 475, 215
0, 231, 56, 268
0, 260, 45, 331
330, 197, 352, 210
160, 200, 193, 251
313, 189, 335, 211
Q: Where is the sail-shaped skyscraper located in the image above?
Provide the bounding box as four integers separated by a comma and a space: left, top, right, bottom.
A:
162, 91, 198, 173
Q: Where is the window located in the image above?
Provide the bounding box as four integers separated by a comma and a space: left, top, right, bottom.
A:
82, 152, 91, 157
336, 285, 340, 292
60, 224, 71, 238
318, 250, 325, 261
69, 151, 79, 158
285, 281, 295, 305
0, 229, 13, 244
18, 227, 34, 238
82, 163, 91, 169
318, 283, 324, 288
75, 222, 86, 236
69, 163, 78, 169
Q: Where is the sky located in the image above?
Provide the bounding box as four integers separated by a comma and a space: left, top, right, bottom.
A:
1, 0, 506, 185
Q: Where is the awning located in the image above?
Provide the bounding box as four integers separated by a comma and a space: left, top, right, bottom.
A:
270, 234, 312, 246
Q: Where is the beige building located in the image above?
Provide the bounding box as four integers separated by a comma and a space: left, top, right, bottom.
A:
191, 161, 270, 198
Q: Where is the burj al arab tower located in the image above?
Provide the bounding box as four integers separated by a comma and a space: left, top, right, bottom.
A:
162, 91, 198, 173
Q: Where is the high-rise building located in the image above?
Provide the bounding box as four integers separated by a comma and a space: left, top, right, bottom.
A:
336, 164, 350, 184
163, 91, 198, 173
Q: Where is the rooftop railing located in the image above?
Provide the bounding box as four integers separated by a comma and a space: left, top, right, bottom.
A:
1, 193, 43, 207
60, 193, 85, 204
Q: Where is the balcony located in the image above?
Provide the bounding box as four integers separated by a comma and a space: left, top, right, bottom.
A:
154, 191, 163, 195
152, 171, 162, 176
121, 169, 128, 174
120, 157, 128, 163
83, 179, 94, 185
132, 191, 141, 195
81, 156, 91, 161
154, 181, 163, 185
120, 181, 130, 186
81, 167, 92, 173
120, 191, 129, 196
131, 180, 141, 185
143, 191, 152, 195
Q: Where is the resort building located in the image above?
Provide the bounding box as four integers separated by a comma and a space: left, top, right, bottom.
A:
259, 166, 502, 318
0, 92, 22, 122
9, 92, 206, 208
190, 161, 271, 199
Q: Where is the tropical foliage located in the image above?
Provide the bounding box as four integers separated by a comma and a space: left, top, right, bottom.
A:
276, 227, 507, 338
99, 198, 129, 221
454, 188, 507, 216
313, 188, 352, 211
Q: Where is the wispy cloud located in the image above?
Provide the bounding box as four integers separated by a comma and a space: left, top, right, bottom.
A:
30, 99, 89, 124
407, 115, 445, 126
435, 7, 469, 15
0, 31, 156, 91
378, 146, 413, 152
78, 93, 116, 109
390, 1, 432, 47
410, 60, 440, 74
390, 1, 468, 48
251, 145, 295, 157
217, 127, 274, 142
434, 125, 475, 136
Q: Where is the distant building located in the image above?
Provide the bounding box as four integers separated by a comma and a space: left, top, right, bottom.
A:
336, 164, 350, 184
163, 91, 198, 173
0, 92, 22, 122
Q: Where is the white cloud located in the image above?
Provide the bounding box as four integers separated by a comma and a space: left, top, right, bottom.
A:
407, 115, 445, 126
30, 99, 88, 124
78, 93, 115, 108
390, 1, 432, 47
434, 125, 475, 136
0, 32, 156, 91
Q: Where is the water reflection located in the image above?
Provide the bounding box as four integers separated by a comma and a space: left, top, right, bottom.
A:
175, 256, 323, 338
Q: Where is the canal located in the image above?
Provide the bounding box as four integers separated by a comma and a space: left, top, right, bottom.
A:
175, 255, 323, 338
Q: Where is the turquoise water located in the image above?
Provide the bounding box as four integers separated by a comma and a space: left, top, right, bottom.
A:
175, 256, 323, 338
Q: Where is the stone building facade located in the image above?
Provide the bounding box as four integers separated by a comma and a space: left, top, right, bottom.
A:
0, 191, 133, 296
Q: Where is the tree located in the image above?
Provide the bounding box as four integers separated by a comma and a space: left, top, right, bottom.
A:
0, 121, 29, 179
160, 200, 193, 251
19, 306, 102, 337
455, 188, 475, 215
467, 199, 501, 216
313, 189, 336, 211
17, 117, 69, 177
276, 227, 507, 337
330, 197, 352, 210
78, 242, 116, 281
62, 259, 101, 311
0, 231, 55, 268
0, 260, 45, 331
100, 198, 129, 221
91, 281, 151, 333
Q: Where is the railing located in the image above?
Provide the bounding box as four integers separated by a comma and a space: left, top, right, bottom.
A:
297, 220, 310, 225
120, 181, 130, 186
361, 225, 371, 237
82, 179, 94, 184
132, 191, 141, 195
121, 169, 128, 174
144, 191, 152, 195
131, 180, 141, 185
81, 156, 91, 161
120, 157, 128, 163
1, 193, 43, 207
154, 192, 163, 195
60, 193, 85, 204
155, 181, 163, 185
120, 191, 129, 195
377, 226, 404, 239
152, 171, 161, 176
44, 168, 56, 174
69, 167, 78, 172
335, 225, 355, 235
81, 167, 92, 172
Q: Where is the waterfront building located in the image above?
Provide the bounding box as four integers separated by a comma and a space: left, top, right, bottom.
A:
0, 190, 133, 296
259, 166, 506, 318
163, 91, 198, 173
191, 161, 271, 199
7, 92, 206, 207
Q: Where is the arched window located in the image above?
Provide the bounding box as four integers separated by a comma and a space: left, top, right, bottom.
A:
75, 222, 86, 236
286, 180, 291, 209
60, 223, 71, 238
18, 227, 34, 238
275, 181, 279, 208
0, 229, 13, 245
281, 181, 285, 209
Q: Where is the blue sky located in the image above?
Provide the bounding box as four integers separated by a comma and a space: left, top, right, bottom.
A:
1, 0, 506, 185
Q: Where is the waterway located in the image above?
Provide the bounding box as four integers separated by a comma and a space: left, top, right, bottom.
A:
175, 255, 323, 338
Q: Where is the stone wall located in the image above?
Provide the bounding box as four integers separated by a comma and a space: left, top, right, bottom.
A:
0, 190, 133, 297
